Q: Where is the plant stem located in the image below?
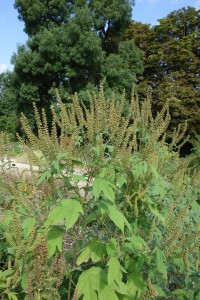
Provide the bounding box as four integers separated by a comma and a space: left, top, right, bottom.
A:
67, 273, 72, 300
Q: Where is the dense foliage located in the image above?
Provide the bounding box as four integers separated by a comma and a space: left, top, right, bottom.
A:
11, 0, 143, 114
0, 88, 199, 299
124, 6, 200, 139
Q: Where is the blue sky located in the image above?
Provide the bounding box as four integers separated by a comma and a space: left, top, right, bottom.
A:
0, 0, 200, 73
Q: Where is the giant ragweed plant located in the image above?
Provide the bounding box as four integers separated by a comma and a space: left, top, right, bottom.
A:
0, 87, 199, 300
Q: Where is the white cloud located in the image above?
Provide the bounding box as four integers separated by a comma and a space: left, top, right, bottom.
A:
0, 64, 8, 73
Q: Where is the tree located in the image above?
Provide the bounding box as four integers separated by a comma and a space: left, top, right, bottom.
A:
0, 72, 18, 134
11, 0, 142, 124
125, 7, 200, 138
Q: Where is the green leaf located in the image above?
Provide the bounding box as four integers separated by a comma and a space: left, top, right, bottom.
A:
155, 248, 167, 280
47, 226, 64, 257
21, 272, 28, 290
106, 239, 117, 257
98, 285, 118, 300
131, 160, 147, 180
77, 267, 101, 300
116, 174, 127, 188
45, 198, 83, 229
148, 205, 165, 224
153, 284, 166, 297
52, 160, 60, 172
45, 206, 67, 226
61, 198, 83, 230
93, 178, 115, 203
37, 170, 51, 186
0, 269, 15, 277
125, 235, 146, 251
172, 289, 188, 297
107, 257, 121, 285
22, 217, 35, 238
99, 200, 128, 232
77, 240, 106, 265
71, 174, 87, 183
150, 165, 159, 179
77, 247, 91, 265
126, 272, 145, 298
77, 267, 118, 300
7, 292, 18, 300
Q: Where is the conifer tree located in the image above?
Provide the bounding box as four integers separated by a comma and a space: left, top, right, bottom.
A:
9, 0, 143, 123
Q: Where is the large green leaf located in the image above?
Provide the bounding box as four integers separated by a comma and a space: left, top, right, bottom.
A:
22, 217, 35, 238
125, 272, 145, 298
47, 226, 64, 257
77, 267, 118, 300
98, 285, 118, 300
61, 198, 83, 230
77, 267, 101, 300
45, 206, 67, 226
99, 200, 129, 232
93, 177, 115, 203
77, 240, 106, 265
107, 257, 121, 285
45, 198, 83, 230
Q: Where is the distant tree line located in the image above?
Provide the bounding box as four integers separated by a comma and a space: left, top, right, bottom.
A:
0, 1, 199, 141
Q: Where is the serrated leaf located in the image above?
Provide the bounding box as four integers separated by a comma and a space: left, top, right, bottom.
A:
22, 217, 35, 238
106, 239, 117, 257
77, 267, 101, 300
37, 170, 51, 186
77, 247, 91, 265
93, 178, 115, 203
98, 285, 118, 300
77, 267, 118, 300
107, 257, 121, 285
45, 199, 83, 229
99, 200, 130, 232
102, 184, 115, 203
148, 205, 165, 224
124, 235, 146, 251
47, 226, 63, 257
156, 248, 167, 280
126, 272, 145, 298
150, 165, 159, 179
7, 292, 18, 300
45, 206, 66, 226
77, 240, 106, 265
61, 198, 83, 230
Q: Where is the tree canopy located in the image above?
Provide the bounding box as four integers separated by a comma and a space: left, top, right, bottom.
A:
10, 0, 142, 119
125, 6, 200, 138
